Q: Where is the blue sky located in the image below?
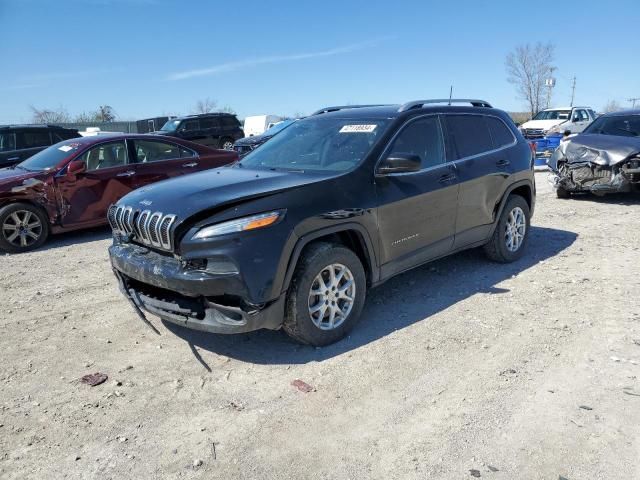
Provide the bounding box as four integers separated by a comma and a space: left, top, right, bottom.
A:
1, 0, 638, 123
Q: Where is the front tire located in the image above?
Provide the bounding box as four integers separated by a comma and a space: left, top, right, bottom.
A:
483, 195, 530, 263
0, 203, 49, 253
556, 186, 571, 199
283, 242, 366, 346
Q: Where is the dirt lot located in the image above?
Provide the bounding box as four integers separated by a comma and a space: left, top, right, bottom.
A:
1, 172, 639, 479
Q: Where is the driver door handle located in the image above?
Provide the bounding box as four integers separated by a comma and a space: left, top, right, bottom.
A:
116, 170, 136, 177
496, 159, 510, 167
182, 162, 198, 168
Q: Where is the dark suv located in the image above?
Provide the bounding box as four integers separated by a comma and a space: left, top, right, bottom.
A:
0, 124, 80, 168
155, 113, 244, 150
109, 99, 535, 346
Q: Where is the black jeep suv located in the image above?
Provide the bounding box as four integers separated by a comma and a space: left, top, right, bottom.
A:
155, 113, 244, 150
109, 99, 535, 346
0, 124, 80, 168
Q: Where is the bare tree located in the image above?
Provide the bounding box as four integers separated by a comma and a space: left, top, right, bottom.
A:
219, 105, 236, 114
505, 43, 555, 118
602, 100, 622, 113
193, 98, 218, 114
98, 105, 116, 122
30, 105, 71, 124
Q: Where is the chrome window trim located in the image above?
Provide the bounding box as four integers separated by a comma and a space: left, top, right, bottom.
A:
375, 112, 517, 177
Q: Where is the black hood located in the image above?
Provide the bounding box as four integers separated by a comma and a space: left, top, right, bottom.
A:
117, 166, 334, 225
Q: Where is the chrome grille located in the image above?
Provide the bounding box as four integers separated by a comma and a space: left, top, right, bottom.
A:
108, 204, 177, 251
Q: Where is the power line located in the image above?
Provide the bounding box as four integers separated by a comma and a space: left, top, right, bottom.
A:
628, 97, 640, 109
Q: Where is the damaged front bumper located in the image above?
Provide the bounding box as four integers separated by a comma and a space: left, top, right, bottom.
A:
109, 243, 285, 334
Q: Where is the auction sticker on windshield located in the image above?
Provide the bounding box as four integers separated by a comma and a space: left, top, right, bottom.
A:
340, 125, 377, 133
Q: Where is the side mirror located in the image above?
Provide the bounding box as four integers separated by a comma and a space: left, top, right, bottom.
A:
377, 153, 421, 175
67, 160, 86, 176
572, 116, 580, 122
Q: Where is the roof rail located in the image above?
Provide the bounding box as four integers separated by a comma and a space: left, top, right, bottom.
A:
311, 104, 390, 116
398, 99, 493, 112
0, 123, 67, 129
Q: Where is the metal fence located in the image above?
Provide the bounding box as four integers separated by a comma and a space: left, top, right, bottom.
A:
52, 121, 139, 133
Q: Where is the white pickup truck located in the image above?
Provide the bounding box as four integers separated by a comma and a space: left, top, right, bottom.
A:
520, 106, 597, 139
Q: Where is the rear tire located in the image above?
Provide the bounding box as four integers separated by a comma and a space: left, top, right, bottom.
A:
0, 203, 49, 254
283, 242, 366, 346
483, 195, 530, 263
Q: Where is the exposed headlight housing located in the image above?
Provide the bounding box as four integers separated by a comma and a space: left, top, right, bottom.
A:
192, 210, 285, 240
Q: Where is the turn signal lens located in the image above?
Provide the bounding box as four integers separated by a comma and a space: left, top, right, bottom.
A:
242, 213, 279, 231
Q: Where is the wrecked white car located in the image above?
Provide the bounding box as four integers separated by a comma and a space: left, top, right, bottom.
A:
547, 110, 640, 198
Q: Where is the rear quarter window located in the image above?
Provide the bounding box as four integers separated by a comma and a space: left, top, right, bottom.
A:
485, 116, 516, 148
19, 130, 51, 149
222, 117, 240, 127
444, 115, 493, 159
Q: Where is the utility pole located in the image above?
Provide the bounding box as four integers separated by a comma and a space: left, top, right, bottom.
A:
570, 76, 576, 107
545, 67, 556, 109
628, 97, 640, 109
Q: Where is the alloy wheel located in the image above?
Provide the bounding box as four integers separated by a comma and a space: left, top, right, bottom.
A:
504, 206, 526, 252
2, 210, 43, 248
308, 263, 356, 330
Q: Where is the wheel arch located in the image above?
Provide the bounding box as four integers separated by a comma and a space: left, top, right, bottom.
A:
0, 199, 52, 224
489, 179, 534, 237
280, 223, 379, 295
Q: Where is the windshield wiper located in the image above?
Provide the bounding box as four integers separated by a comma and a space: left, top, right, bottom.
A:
269, 167, 305, 173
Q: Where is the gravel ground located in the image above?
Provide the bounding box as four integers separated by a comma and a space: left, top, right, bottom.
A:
1, 172, 639, 479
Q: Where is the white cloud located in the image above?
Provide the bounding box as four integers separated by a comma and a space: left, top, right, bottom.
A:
167, 39, 388, 81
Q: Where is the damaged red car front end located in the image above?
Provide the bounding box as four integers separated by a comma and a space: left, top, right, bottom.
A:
0, 135, 237, 253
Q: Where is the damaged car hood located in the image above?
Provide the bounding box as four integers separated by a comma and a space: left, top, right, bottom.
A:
0, 168, 47, 191
117, 166, 336, 222
548, 134, 640, 170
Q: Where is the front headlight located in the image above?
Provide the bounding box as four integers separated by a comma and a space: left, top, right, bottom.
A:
192, 210, 285, 240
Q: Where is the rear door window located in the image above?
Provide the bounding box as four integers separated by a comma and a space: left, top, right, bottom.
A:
221, 117, 239, 128
201, 117, 223, 130
485, 116, 516, 149
444, 115, 493, 159
387, 116, 445, 169
19, 130, 52, 149
133, 140, 181, 163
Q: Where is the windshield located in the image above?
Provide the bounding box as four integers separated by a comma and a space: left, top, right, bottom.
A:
17, 141, 84, 172
532, 110, 571, 121
264, 119, 295, 136
160, 120, 180, 132
583, 114, 640, 137
238, 117, 390, 172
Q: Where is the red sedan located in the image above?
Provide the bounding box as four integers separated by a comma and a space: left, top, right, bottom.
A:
0, 134, 237, 253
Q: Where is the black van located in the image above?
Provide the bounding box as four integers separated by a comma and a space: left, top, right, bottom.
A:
155, 113, 244, 150
0, 125, 80, 168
